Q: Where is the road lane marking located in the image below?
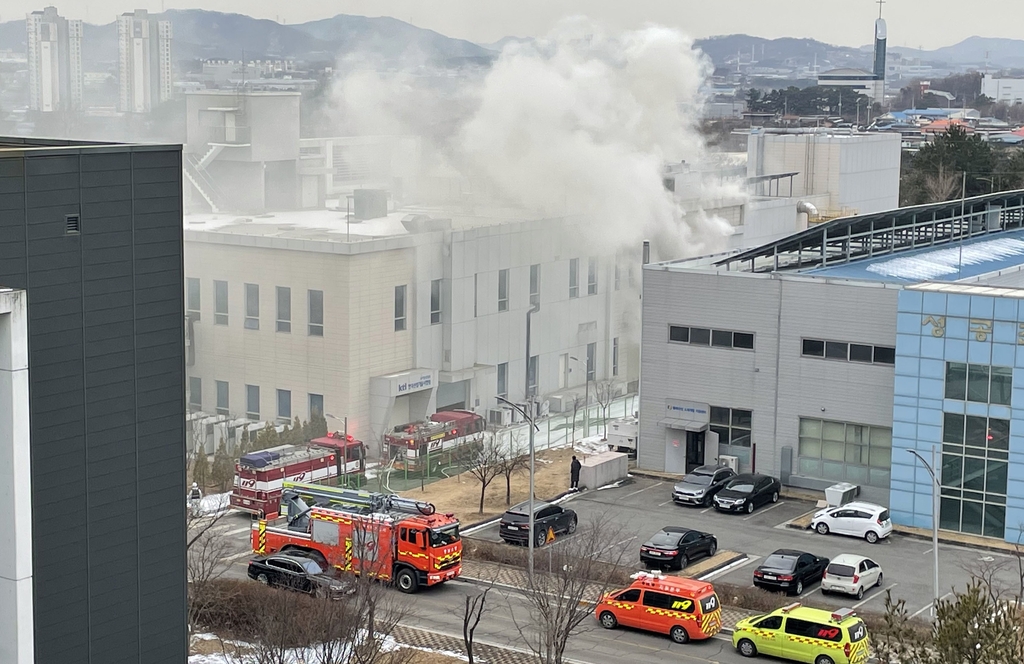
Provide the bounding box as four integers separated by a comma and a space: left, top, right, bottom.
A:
799, 586, 820, 599
852, 582, 898, 608
921, 547, 933, 555
698, 555, 758, 581
910, 592, 953, 618
219, 550, 253, 563
623, 482, 663, 498
657, 499, 673, 507
223, 526, 251, 536
700, 507, 713, 514
743, 501, 785, 520
596, 536, 636, 556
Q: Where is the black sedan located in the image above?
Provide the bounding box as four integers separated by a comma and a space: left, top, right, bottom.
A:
640, 526, 718, 570
753, 549, 830, 595
247, 553, 348, 598
499, 500, 578, 547
712, 473, 781, 514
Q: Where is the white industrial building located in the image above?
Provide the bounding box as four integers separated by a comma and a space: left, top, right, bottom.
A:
117, 9, 173, 113
981, 74, 1024, 106
25, 6, 82, 112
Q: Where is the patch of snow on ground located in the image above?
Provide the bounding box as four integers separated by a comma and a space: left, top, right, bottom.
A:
573, 435, 613, 456
188, 492, 230, 517
189, 633, 401, 664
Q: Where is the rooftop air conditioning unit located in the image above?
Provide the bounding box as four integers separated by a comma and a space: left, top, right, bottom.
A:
548, 394, 568, 413
488, 407, 512, 428
719, 455, 740, 473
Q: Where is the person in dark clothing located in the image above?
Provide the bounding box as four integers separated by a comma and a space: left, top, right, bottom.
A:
570, 456, 582, 490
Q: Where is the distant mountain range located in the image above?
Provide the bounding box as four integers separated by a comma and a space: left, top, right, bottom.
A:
0, 9, 492, 68
3, 10, 1024, 72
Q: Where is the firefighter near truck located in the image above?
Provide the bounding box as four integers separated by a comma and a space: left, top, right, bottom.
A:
252, 481, 462, 593
386, 410, 486, 475
230, 432, 366, 517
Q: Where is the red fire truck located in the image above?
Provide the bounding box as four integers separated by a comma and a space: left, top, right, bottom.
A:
385, 410, 486, 472
253, 481, 462, 593
230, 433, 365, 516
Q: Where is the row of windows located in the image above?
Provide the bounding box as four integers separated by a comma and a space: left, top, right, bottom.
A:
797, 418, 892, 489
473, 260, 617, 318
187, 279, 323, 336
710, 407, 752, 448
668, 325, 754, 350
497, 340, 614, 399
188, 377, 323, 422
801, 339, 895, 365
944, 362, 1012, 405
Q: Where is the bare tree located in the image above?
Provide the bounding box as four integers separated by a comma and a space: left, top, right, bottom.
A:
512, 515, 630, 664
462, 586, 492, 664
186, 516, 235, 637
496, 431, 530, 506
592, 380, 617, 441
465, 436, 504, 513
568, 395, 584, 445
923, 164, 961, 202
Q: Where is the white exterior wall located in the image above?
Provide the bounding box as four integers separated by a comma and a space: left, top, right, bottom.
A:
0, 289, 32, 664
981, 75, 1024, 105
638, 266, 899, 503
747, 132, 900, 217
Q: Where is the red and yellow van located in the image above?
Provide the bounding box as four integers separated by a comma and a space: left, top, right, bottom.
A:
595, 571, 722, 644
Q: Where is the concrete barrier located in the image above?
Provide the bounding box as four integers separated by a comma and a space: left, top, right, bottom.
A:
579, 450, 628, 490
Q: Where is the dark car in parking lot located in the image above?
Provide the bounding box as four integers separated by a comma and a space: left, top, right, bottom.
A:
247, 553, 348, 597
712, 473, 781, 514
672, 464, 737, 507
640, 526, 718, 570
499, 500, 577, 547
752, 549, 829, 595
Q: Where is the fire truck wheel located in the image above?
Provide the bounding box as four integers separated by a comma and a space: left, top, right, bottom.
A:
598, 611, 617, 629
670, 626, 690, 644
395, 568, 419, 594
256, 574, 269, 585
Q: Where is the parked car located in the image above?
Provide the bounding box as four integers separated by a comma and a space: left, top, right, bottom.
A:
640, 526, 718, 570
752, 549, 829, 595
247, 553, 348, 597
499, 500, 577, 547
672, 464, 737, 507
821, 554, 884, 600
713, 474, 781, 514
811, 502, 893, 544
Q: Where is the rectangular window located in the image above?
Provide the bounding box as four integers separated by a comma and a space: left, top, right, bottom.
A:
940, 412, 1010, 537
669, 325, 689, 343
873, 346, 895, 364
989, 366, 1012, 406
587, 257, 597, 295
497, 362, 508, 398
246, 385, 259, 420
945, 362, 967, 400
527, 355, 538, 397
215, 380, 229, 415
244, 283, 259, 330
569, 258, 579, 298
586, 342, 596, 382
825, 341, 848, 360
967, 365, 990, 403
309, 393, 323, 418
214, 280, 228, 325
474, 273, 478, 318
614, 264, 621, 291
711, 406, 753, 449
498, 269, 509, 312
186, 277, 201, 320
276, 286, 291, 333
189, 376, 202, 408
430, 278, 442, 325
849, 343, 873, 363
394, 285, 406, 331
689, 327, 711, 345
277, 389, 291, 420
796, 417, 893, 489
711, 329, 732, 348
802, 339, 825, 357
733, 332, 754, 349
530, 264, 540, 306
308, 289, 324, 336
612, 337, 619, 377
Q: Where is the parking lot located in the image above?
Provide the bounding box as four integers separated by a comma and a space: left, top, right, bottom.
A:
468, 476, 1023, 619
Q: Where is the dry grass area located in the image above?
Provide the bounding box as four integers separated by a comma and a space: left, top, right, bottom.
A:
399, 447, 578, 525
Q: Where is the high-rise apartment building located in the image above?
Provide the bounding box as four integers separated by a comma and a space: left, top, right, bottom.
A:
117, 9, 173, 113
26, 6, 83, 112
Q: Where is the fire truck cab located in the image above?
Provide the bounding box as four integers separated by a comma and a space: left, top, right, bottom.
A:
253, 482, 462, 593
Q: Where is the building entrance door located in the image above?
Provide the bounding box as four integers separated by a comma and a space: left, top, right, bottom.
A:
686, 431, 706, 472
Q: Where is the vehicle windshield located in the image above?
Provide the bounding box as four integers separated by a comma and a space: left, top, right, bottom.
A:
682, 473, 713, 486
725, 480, 754, 492
430, 524, 461, 547
649, 531, 681, 547
299, 559, 325, 575
763, 554, 797, 570
827, 564, 855, 577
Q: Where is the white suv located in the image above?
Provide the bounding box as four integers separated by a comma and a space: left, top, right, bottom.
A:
811, 501, 892, 543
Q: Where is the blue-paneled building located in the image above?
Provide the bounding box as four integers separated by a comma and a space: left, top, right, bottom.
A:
890, 283, 1024, 541
648, 190, 1024, 545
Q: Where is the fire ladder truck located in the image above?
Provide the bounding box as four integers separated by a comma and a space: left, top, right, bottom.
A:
252, 481, 462, 593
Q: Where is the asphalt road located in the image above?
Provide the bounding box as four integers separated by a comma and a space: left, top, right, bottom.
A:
201, 476, 1024, 659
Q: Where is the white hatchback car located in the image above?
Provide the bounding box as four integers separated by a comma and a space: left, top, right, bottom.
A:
811, 501, 893, 543
821, 553, 883, 599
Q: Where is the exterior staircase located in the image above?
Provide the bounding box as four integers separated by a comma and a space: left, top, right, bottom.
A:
183, 154, 224, 214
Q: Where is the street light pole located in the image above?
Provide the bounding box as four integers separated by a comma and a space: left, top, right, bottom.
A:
497, 396, 539, 582
907, 447, 941, 618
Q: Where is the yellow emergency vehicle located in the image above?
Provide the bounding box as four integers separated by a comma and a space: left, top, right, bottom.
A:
732, 603, 869, 664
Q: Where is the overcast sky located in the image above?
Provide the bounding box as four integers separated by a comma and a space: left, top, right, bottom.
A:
0, 0, 1010, 50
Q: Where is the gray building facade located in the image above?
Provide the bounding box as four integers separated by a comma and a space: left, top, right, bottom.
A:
0, 137, 186, 663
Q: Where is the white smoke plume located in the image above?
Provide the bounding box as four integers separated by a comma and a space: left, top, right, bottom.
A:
328, 18, 739, 262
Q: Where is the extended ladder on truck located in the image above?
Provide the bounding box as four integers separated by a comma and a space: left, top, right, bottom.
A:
281, 481, 437, 518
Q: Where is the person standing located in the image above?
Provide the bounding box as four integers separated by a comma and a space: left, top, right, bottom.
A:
188, 482, 203, 516
570, 455, 582, 490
